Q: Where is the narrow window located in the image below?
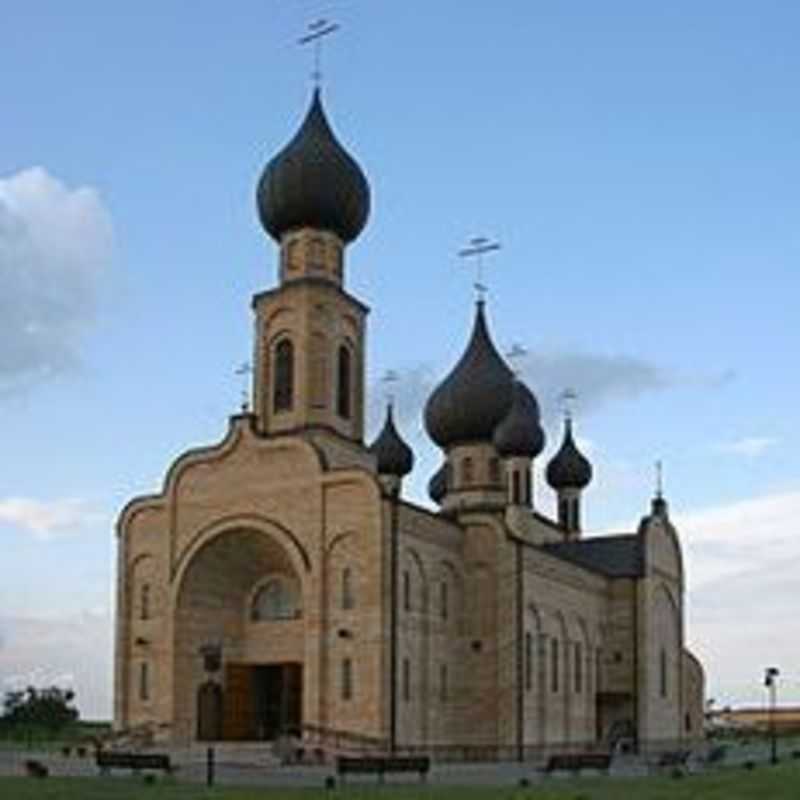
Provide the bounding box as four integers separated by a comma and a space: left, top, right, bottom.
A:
440, 663, 448, 703
341, 658, 353, 701
440, 580, 448, 621
489, 458, 500, 484
140, 583, 150, 621
284, 239, 300, 272
308, 236, 325, 270
342, 567, 354, 610
660, 648, 667, 698
402, 658, 410, 702
139, 662, 149, 702
571, 499, 581, 531
551, 638, 559, 693
574, 642, 583, 694
596, 648, 602, 692
462, 457, 474, 486
444, 462, 452, 488
525, 632, 533, 692
685, 712, 691, 733
524, 471, 532, 506
512, 472, 521, 504
273, 339, 294, 412
403, 570, 411, 612
558, 498, 569, 528
337, 346, 352, 419
251, 578, 299, 621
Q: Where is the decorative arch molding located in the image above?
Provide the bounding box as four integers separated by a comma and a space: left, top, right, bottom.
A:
170, 513, 312, 601
326, 530, 357, 556
403, 546, 430, 613
640, 515, 685, 580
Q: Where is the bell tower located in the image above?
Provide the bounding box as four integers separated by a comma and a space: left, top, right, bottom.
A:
251, 89, 370, 442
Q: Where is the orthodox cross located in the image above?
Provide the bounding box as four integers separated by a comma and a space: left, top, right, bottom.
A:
655, 459, 664, 499
506, 343, 527, 377
298, 19, 340, 86
235, 361, 252, 412
559, 387, 577, 421
381, 369, 399, 406
458, 236, 501, 301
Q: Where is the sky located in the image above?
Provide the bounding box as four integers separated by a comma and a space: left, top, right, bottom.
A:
0, 1, 798, 719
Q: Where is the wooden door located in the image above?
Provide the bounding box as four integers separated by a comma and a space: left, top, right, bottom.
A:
222, 663, 253, 740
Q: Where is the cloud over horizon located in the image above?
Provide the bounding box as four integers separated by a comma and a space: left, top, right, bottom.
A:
0, 167, 114, 393
0, 496, 106, 540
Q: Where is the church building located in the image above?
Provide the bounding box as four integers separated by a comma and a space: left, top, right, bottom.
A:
114, 88, 705, 755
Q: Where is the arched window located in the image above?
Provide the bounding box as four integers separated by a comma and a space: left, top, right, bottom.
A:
402, 658, 411, 702
284, 239, 300, 272
310, 333, 328, 409
558, 498, 569, 528
251, 577, 300, 621
342, 567, 354, 611
307, 236, 325, 270
444, 462, 453, 488
524, 471, 532, 506
139, 661, 149, 702
660, 648, 668, 698
273, 339, 294, 412
337, 346, 352, 419
574, 642, 583, 694
571, 499, 581, 532
551, 638, 560, 693
525, 632, 533, 691
140, 583, 150, 621
489, 458, 500, 484
341, 658, 353, 701
461, 457, 474, 486
512, 472, 521, 504
402, 570, 411, 612
440, 580, 448, 620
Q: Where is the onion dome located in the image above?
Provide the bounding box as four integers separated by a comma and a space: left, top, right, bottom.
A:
546, 418, 592, 490
493, 380, 546, 458
424, 301, 514, 448
369, 404, 414, 477
257, 88, 370, 244
428, 463, 446, 504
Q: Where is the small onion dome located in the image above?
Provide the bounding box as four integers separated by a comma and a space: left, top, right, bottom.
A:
369, 404, 414, 477
257, 88, 370, 244
493, 380, 546, 458
428, 463, 446, 504
424, 301, 514, 448
546, 418, 593, 490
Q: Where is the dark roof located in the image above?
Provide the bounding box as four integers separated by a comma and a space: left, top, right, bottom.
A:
424, 301, 514, 448
546, 417, 593, 490
368, 404, 414, 477
257, 88, 370, 244
493, 379, 546, 458
428, 463, 446, 504
543, 534, 642, 578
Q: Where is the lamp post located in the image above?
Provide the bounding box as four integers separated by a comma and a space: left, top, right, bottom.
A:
764, 667, 779, 765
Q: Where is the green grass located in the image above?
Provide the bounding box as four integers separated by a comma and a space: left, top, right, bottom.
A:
0, 761, 799, 800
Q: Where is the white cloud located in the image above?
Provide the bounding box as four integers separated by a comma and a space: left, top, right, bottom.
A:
0, 167, 114, 391
0, 497, 105, 540
675, 490, 800, 707
0, 610, 112, 719
717, 436, 777, 458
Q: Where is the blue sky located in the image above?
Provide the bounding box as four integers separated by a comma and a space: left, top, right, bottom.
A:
0, 2, 798, 718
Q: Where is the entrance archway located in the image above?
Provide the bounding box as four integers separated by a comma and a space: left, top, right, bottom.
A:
174, 524, 307, 741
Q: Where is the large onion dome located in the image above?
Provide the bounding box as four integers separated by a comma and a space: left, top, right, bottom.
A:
546, 418, 592, 490
369, 404, 414, 477
493, 379, 546, 458
424, 301, 514, 448
257, 88, 370, 243
428, 463, 447, 504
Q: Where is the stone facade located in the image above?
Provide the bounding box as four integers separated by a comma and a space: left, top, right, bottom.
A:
113, 89, 704, 756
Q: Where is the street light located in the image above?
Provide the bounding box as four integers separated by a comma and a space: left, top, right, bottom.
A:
764, 667, 779, 765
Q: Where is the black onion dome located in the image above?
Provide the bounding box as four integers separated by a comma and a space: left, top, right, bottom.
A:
369, 405, 414, 477
257, 88, 370, 243
424, 302, 514, 447
546, 418, 592, 490
493, 380, 546, 458
428, 463, 446, 504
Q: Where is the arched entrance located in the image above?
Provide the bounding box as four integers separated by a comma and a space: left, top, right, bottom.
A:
174, 524, 307, 741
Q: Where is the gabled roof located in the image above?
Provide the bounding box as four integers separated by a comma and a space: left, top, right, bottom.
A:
542, 534, 642, 578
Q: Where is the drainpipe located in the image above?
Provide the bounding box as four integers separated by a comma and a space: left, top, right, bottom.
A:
389, 488, 399, 753
515, 539, 524, 762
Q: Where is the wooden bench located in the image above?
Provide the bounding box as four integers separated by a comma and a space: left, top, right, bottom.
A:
336, 755, 430, 784
542, 753, 611, 775
96, 751, 173, 776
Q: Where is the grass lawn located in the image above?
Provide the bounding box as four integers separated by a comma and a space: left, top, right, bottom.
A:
0, 761, 798, 800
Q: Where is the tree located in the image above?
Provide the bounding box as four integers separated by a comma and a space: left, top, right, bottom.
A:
1, 686, 79, 735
